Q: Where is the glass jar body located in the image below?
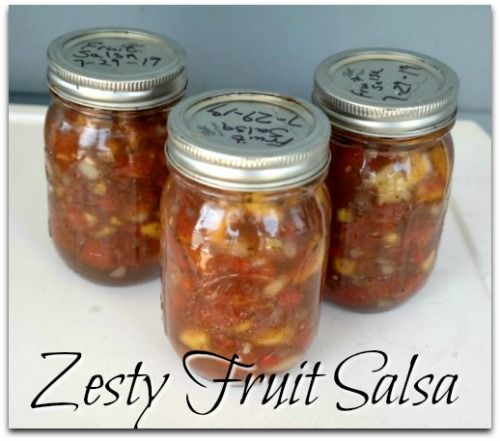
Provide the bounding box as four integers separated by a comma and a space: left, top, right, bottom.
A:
161, 169, 331, 378
325, 126, 454, 311
44, 94, 173, 284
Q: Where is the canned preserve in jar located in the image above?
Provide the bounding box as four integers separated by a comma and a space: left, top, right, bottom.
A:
161, 90, 332, 377
44, 28, 187, 284
313, 48, 459, 311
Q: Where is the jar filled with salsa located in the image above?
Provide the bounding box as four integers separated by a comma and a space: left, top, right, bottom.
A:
45, 28, 187, 284
313, 48, 459, 311
161, 90, 331, 377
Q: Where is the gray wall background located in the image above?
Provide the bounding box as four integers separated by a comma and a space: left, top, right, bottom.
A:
9, 5, 492, 113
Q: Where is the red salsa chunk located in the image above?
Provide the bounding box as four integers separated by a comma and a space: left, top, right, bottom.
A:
45, 96, 170, 284
161, 170, 331, 378
325, 127, 454, 310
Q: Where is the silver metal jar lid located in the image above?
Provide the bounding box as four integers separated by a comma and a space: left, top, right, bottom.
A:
47, 28, 187, 110
166, 89, 331, 191
313, 48, 459, 138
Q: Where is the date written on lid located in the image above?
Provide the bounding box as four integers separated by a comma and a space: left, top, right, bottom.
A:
190, 101, 311, 148
333, 60, 438, 104
71, 40, 162, 69
69, 38, 165, 71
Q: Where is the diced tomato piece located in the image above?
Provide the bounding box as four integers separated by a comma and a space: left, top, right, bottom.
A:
416, 176, 446, 202
278, 290, 303, 308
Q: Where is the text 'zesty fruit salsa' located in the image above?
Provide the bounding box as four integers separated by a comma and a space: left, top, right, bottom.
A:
313, 48, 459, 311
44, 28, 187, 284
161, 90, 332, 377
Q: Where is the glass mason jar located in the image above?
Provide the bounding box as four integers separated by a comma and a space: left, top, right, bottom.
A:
313, 48, 459, 311
44, 28, 187, 284
161, 90, 332, 377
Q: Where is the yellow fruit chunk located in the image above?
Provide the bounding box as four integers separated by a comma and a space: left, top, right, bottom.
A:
370, 167, 411, 205
233, 320, 252, 333
255, 327, 292, 347
95, 225, 117, 238
337, 208, 353, 223
408, 152, 432, 187
92, 181, 107, 196
370, 152, 432, 205
383, 232, 400, 245
264, 238, 283, 251
179, 329, 210, 350
263, 276, 289, 298
110, 216, 122, 226
141, 222, 161, 239
334, 257, 356, 276
77, 160, 100, 180
55, 186, 65, 197
83, 212, 98, 227
262, 238, 297, 258
128, 211, 149, 223
420, 250, 436, 272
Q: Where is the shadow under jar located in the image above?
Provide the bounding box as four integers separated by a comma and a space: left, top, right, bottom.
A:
313, 48, 459, 311
44, 28, 187, 285
161, 90, 332, 378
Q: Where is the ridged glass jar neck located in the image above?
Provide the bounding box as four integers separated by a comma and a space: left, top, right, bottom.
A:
330, 122, 455, 151
168, 166, 327, 202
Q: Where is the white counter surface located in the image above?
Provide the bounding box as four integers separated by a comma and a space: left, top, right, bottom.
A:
8, 105, 491, 429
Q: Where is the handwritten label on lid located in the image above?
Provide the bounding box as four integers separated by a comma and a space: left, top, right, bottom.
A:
64, 37, 170, 74
188, 101, 311, 149
331, 59, 441, 104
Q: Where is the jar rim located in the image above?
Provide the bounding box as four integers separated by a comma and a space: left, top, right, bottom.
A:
47, 27, 187, 110
313, 48, 459, 138
166, 89, 332, 192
